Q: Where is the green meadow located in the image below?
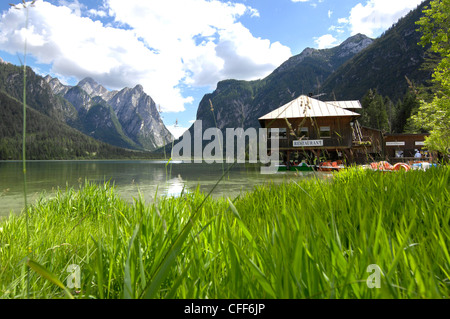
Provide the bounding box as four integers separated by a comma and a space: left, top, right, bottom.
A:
0, 166, 449, 299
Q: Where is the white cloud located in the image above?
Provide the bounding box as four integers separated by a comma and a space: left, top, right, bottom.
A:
328, 10, 333, 18
88, 9, 107, 18
0, 0, 292, 113
346, 0, 424, 37
314, 34, 339, 49
106, 0, 291, 87
58, 0, 84, 17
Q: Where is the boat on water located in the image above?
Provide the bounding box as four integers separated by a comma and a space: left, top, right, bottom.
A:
368, 161, 439, 172
317, 161, 345, 172
410, 161, 438, 171
369, 161, 411, 171
277, 162, 315, 172
369, 161, 395, 171
277, 161, 345, 172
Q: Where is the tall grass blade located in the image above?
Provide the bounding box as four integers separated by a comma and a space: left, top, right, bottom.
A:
27, 259, 74, 299
140, 163, 237, 299
123, 224, 140, 299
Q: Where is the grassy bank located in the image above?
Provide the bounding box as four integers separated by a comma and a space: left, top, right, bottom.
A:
0, 166, 449, 299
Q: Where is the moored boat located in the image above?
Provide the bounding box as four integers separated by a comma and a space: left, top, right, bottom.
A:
277, 162, 315, 172
370, 161, 394, 171
410, 161, 438, 171
392, 162, 411, 171
369, 161, 413, 172
291, 162, 315, 172
317, 161, 345, 172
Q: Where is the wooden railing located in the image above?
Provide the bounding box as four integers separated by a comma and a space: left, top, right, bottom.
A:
352, 138, 372, 146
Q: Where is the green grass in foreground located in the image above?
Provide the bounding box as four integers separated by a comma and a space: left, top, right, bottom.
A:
0, 166, 449, 299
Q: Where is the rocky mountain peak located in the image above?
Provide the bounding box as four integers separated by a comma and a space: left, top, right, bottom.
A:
107, 83, 172, 150
44, 75, 68, 95
133, 84, 144, 93
276, 47, 316, 73
77, 77, 109, 98
78, 77, 98, 87
337, 33, 374, 58
1, 61, 173, 152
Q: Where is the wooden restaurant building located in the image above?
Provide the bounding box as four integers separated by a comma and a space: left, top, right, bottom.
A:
384, 133, 431, 162
258, 95, 383, 167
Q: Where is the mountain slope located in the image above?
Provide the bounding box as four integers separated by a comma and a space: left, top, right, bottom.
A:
107, 85, 172, 150
82, 97, 141, 150
44, 75, 174, 151
0, 63, 77, 124
191, 33, 374, 134
0, 61, 173, 153
0, 91, 156, 160
320, 0, 432, 101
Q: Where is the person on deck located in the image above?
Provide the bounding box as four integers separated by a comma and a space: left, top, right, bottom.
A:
414, 150, 422, 159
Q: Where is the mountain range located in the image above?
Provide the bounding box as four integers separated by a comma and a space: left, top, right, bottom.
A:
0, 61, 173, 154
184, 0, 432, 141
44, 75, 173, 151
1, 1, 432, 159
0, 89, 158, 160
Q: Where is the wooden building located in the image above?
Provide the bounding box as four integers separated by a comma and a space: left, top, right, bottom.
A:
258, 95, 379, 166
384, 133, 430, 162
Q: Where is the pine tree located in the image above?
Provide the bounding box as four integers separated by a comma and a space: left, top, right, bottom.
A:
393, 91, 420, 133
360, 89, 390, 132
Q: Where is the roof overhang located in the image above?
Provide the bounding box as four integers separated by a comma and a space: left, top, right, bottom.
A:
258, 95, 361, 122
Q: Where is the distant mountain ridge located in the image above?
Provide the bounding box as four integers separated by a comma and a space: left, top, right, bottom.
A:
0, 60, 173, 152
44, 75, 174, 150
191, 33, 375, 135
321, 0, 432, 101
0, 90, 158, 160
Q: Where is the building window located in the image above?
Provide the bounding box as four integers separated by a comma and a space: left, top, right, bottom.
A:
320, 126, 331, 138
299, 127, 309, 139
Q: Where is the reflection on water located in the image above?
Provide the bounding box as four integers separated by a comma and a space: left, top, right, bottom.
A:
0, 160, 330, 217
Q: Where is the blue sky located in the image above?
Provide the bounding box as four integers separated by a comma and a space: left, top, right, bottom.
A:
0, 0, 424, 138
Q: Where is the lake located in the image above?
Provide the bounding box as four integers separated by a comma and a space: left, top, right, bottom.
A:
0, 160, 331, 217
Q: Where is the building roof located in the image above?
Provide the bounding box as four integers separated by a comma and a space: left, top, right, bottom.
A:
258, 95, 361, 121
326, 100, 362, 110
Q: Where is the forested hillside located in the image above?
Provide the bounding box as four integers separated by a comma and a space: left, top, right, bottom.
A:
321, 0, 432, 102
0, 91, 157, 160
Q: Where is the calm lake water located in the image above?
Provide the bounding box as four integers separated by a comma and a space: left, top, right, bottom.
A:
0, 160, 330, 217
